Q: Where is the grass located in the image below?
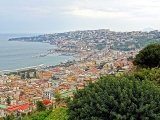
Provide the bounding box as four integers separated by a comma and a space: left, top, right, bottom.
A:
45, 108, 68, 120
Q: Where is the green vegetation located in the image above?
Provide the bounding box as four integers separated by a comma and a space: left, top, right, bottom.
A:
45, 108, 68, 120
36, 101, 46, 111
5, 68, 38, 79
110, 36, 160, 51
96, 44, 106, 50
135, 36, 160, 47
133, 43, 160, 68
6, 96, 11, 105
4, 113, 14, 120
21, 110, 52, 120
60, 60, 76, 67
127, 56, 134, 61
51, 75, 59, 80
15, 108, 68, 120
67, 75, 160, 120
97, 62, 106, 69
132, 68, 160, 84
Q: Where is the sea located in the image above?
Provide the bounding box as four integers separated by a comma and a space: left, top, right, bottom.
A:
0, 34, 74, 73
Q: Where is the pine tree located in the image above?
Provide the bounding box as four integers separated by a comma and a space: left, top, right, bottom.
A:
36, 101, 46, 111
67, 75, 160, 120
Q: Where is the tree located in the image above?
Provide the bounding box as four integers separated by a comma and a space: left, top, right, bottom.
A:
21, 73, 25, 79
67, 75, 160, 120
55, 94, 61, 102
26, 72, 30, 79
6, 96, 11, 105
5, 113, 14, 120
132, 68, 160, 84
51, 75, 58, 80
33, 71, 36, 78
36, 101, 46, 112
133, 43, 160, 68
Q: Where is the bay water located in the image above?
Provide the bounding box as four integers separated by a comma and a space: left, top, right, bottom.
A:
0, 34, 74, 72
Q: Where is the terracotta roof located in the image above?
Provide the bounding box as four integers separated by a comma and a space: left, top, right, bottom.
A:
130, 60, 133, 63
19, 104, 30, 110
5, 104, 30, 112
42, 100, 51, 106
5, 106, 20, 112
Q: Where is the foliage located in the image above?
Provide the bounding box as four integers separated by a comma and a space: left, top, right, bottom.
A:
127, 56, 134, 61
96, 44, 106, 50
38, 110, 52, 120
26, 72, 30, 79
135, 36, 159, 48
133, 43, 160, 68
55, 94, 62, 102
36, 101, 46, 112
6, 96, 11, 105
21, 109, 67, 120
33, 71, 36, 78
21, 110, 52, 120
51, 76, 58, 80
45, 108, 68, 120
5, 113, 14, 120
67, 75, 160, 120
97, 62, 106, 69
21, 73, 25, 79
110, 36, 160, 51
12, 116, 21, 120
132, 68, 160, 84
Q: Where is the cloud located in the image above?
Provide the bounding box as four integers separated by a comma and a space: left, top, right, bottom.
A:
7, 0, 160, 19
65, 0, 160, 19
25, 7, 52, 15
66, 7, 132, 18
1, 0, 160, 33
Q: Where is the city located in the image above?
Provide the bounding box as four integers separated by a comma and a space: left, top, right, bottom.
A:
1, 29, 160, 118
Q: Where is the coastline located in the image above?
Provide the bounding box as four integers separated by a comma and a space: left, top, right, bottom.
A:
0, 34, 75, 73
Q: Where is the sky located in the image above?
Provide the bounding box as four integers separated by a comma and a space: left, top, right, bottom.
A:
1, 0, 160, 33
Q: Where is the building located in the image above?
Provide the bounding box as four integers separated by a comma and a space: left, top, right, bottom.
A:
42, 88, 55, 100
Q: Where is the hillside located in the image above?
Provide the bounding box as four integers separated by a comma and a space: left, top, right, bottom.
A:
8, 29, 160, 51
45, 108, 68, 120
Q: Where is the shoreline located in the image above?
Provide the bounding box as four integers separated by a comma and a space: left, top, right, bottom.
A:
0, 55, 76, 75
0, 36, 75, 74
0, 64, 45, 74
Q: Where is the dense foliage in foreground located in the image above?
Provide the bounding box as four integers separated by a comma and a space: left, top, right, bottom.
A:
67, 75, 160, 120
45, 108, 68, 120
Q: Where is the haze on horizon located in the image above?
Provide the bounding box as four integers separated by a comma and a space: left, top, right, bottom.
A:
1, 0, 160, 34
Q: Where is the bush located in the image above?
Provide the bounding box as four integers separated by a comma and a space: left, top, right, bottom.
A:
67, 75, 160, 120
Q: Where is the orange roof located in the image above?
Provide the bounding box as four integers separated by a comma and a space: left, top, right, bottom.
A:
19, 104, 30, 110
130, 60, 133, 63
6, 104, 30, 112
6, 106, 19, 112
39, 73, 52, 77
43, 100, 51, 106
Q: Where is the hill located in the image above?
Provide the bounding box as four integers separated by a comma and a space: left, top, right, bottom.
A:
8, 29, 160, 52
142, 27, 154, 32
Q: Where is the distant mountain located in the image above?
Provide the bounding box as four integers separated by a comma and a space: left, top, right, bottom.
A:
142, 27, 154, 32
